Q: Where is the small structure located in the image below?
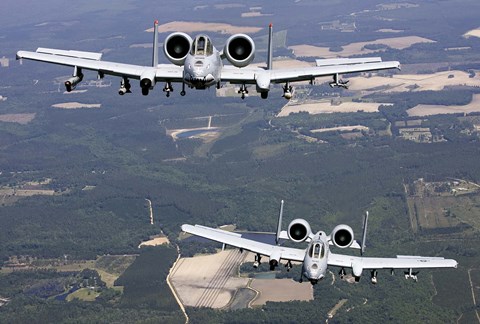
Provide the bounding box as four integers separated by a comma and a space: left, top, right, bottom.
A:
0, 56, 9, 68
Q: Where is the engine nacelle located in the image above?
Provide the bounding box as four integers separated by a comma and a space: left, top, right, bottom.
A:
164, 32, 193, 66
330, 224, 354, 248
64, 75, 83, 92
287, 219, 312, 243
223, 34, 255, 68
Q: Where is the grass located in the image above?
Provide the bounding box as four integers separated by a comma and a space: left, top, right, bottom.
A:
66, 288, 100, 302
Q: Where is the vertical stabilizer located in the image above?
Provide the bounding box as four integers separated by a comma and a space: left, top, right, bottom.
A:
152, 20, 159, 67
276, 200, 284, 245
266, 23, 273, 70
361, 211, 368, 255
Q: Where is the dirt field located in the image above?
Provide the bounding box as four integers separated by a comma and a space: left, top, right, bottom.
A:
170, 249, 316, 309
52, 102, 101, 109
250, 278, 313, 306
147, 21, 262, 35
464, 28, 480, 39
272, 59, 314, 69
376, 29, 404, 33
0, 113, 36, 124
278, 101, 388, 116
168, 127, 220, 142
289, 36, 435, 58
138, 236, 169, 248
241, 11, 272, 18
170, 250, 249, 308
311, 125, 369, 133
348, 70, 480, 93
13, 189, 56, 196
407, 94, 480, 116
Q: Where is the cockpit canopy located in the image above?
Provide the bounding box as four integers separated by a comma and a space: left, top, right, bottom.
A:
309, 242, 326, 260
191, 35, 213, 56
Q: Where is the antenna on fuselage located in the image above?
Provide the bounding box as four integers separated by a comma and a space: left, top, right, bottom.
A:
361, 211, 368, 256
152, 20, 159, 67
266, 23, 273, 70
276, 200, 284, 245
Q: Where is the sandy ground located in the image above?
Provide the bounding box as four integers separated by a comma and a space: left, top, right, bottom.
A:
170, 250, 249, 308
170, 249, 313, 309
464, 28, 480, 39
0, 113, 36, 124
272, 59, 314, 69
52, 102, 101, 109
138, 236, 169, 248
289, 36, 435, 58
311, 125, 369, 133
13, 189, 56, 196
241, 12, 272, 18
278, 101, 388, 116
376, 29, 404, 33
250, 278, 313, 306
347, 70, 480, 92
147, 21, 262, 35
168, 127, 220, 141
407, 94, 480, 117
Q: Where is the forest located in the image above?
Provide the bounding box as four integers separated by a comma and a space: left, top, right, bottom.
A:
2, 0, 480, 322
1, 88, 479, 321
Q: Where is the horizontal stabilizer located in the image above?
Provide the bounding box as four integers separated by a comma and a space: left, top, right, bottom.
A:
315, 57, 382, 67
36, 48, 103, 61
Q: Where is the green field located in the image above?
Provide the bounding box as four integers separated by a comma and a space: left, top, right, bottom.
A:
66, 288, 100, 302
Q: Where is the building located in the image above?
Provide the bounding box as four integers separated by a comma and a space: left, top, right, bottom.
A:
0, 56, 9, 67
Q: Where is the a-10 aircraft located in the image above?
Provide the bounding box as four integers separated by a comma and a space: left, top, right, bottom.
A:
16, 21, 400, 100
182, 201, 457, 285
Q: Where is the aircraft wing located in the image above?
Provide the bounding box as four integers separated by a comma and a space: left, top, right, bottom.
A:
16, 48, 184, 82
328, 252, 458, 270
220, 60, 400, 85
181, 224, 306, 262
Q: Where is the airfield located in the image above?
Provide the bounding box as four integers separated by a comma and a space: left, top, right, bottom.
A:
169, 249, 313, 309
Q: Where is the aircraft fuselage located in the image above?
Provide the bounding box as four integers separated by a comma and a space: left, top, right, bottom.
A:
183, 35, 221, 89
302, 231, 329, 284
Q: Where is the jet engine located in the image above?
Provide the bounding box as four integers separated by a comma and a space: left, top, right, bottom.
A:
223, 34, 255, 68
287, 219, 312, 243
64, 75, 83, 92
164, 32, 193, 66
330, 224, 354, 248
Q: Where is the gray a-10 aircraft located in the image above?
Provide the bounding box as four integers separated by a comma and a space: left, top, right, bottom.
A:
17, 21, 400, 100
182, 201, 457, 285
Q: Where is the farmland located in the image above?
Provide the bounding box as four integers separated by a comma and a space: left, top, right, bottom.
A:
289, 36, 435, 58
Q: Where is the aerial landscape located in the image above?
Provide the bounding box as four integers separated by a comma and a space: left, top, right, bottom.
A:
1, 0, 480, 323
